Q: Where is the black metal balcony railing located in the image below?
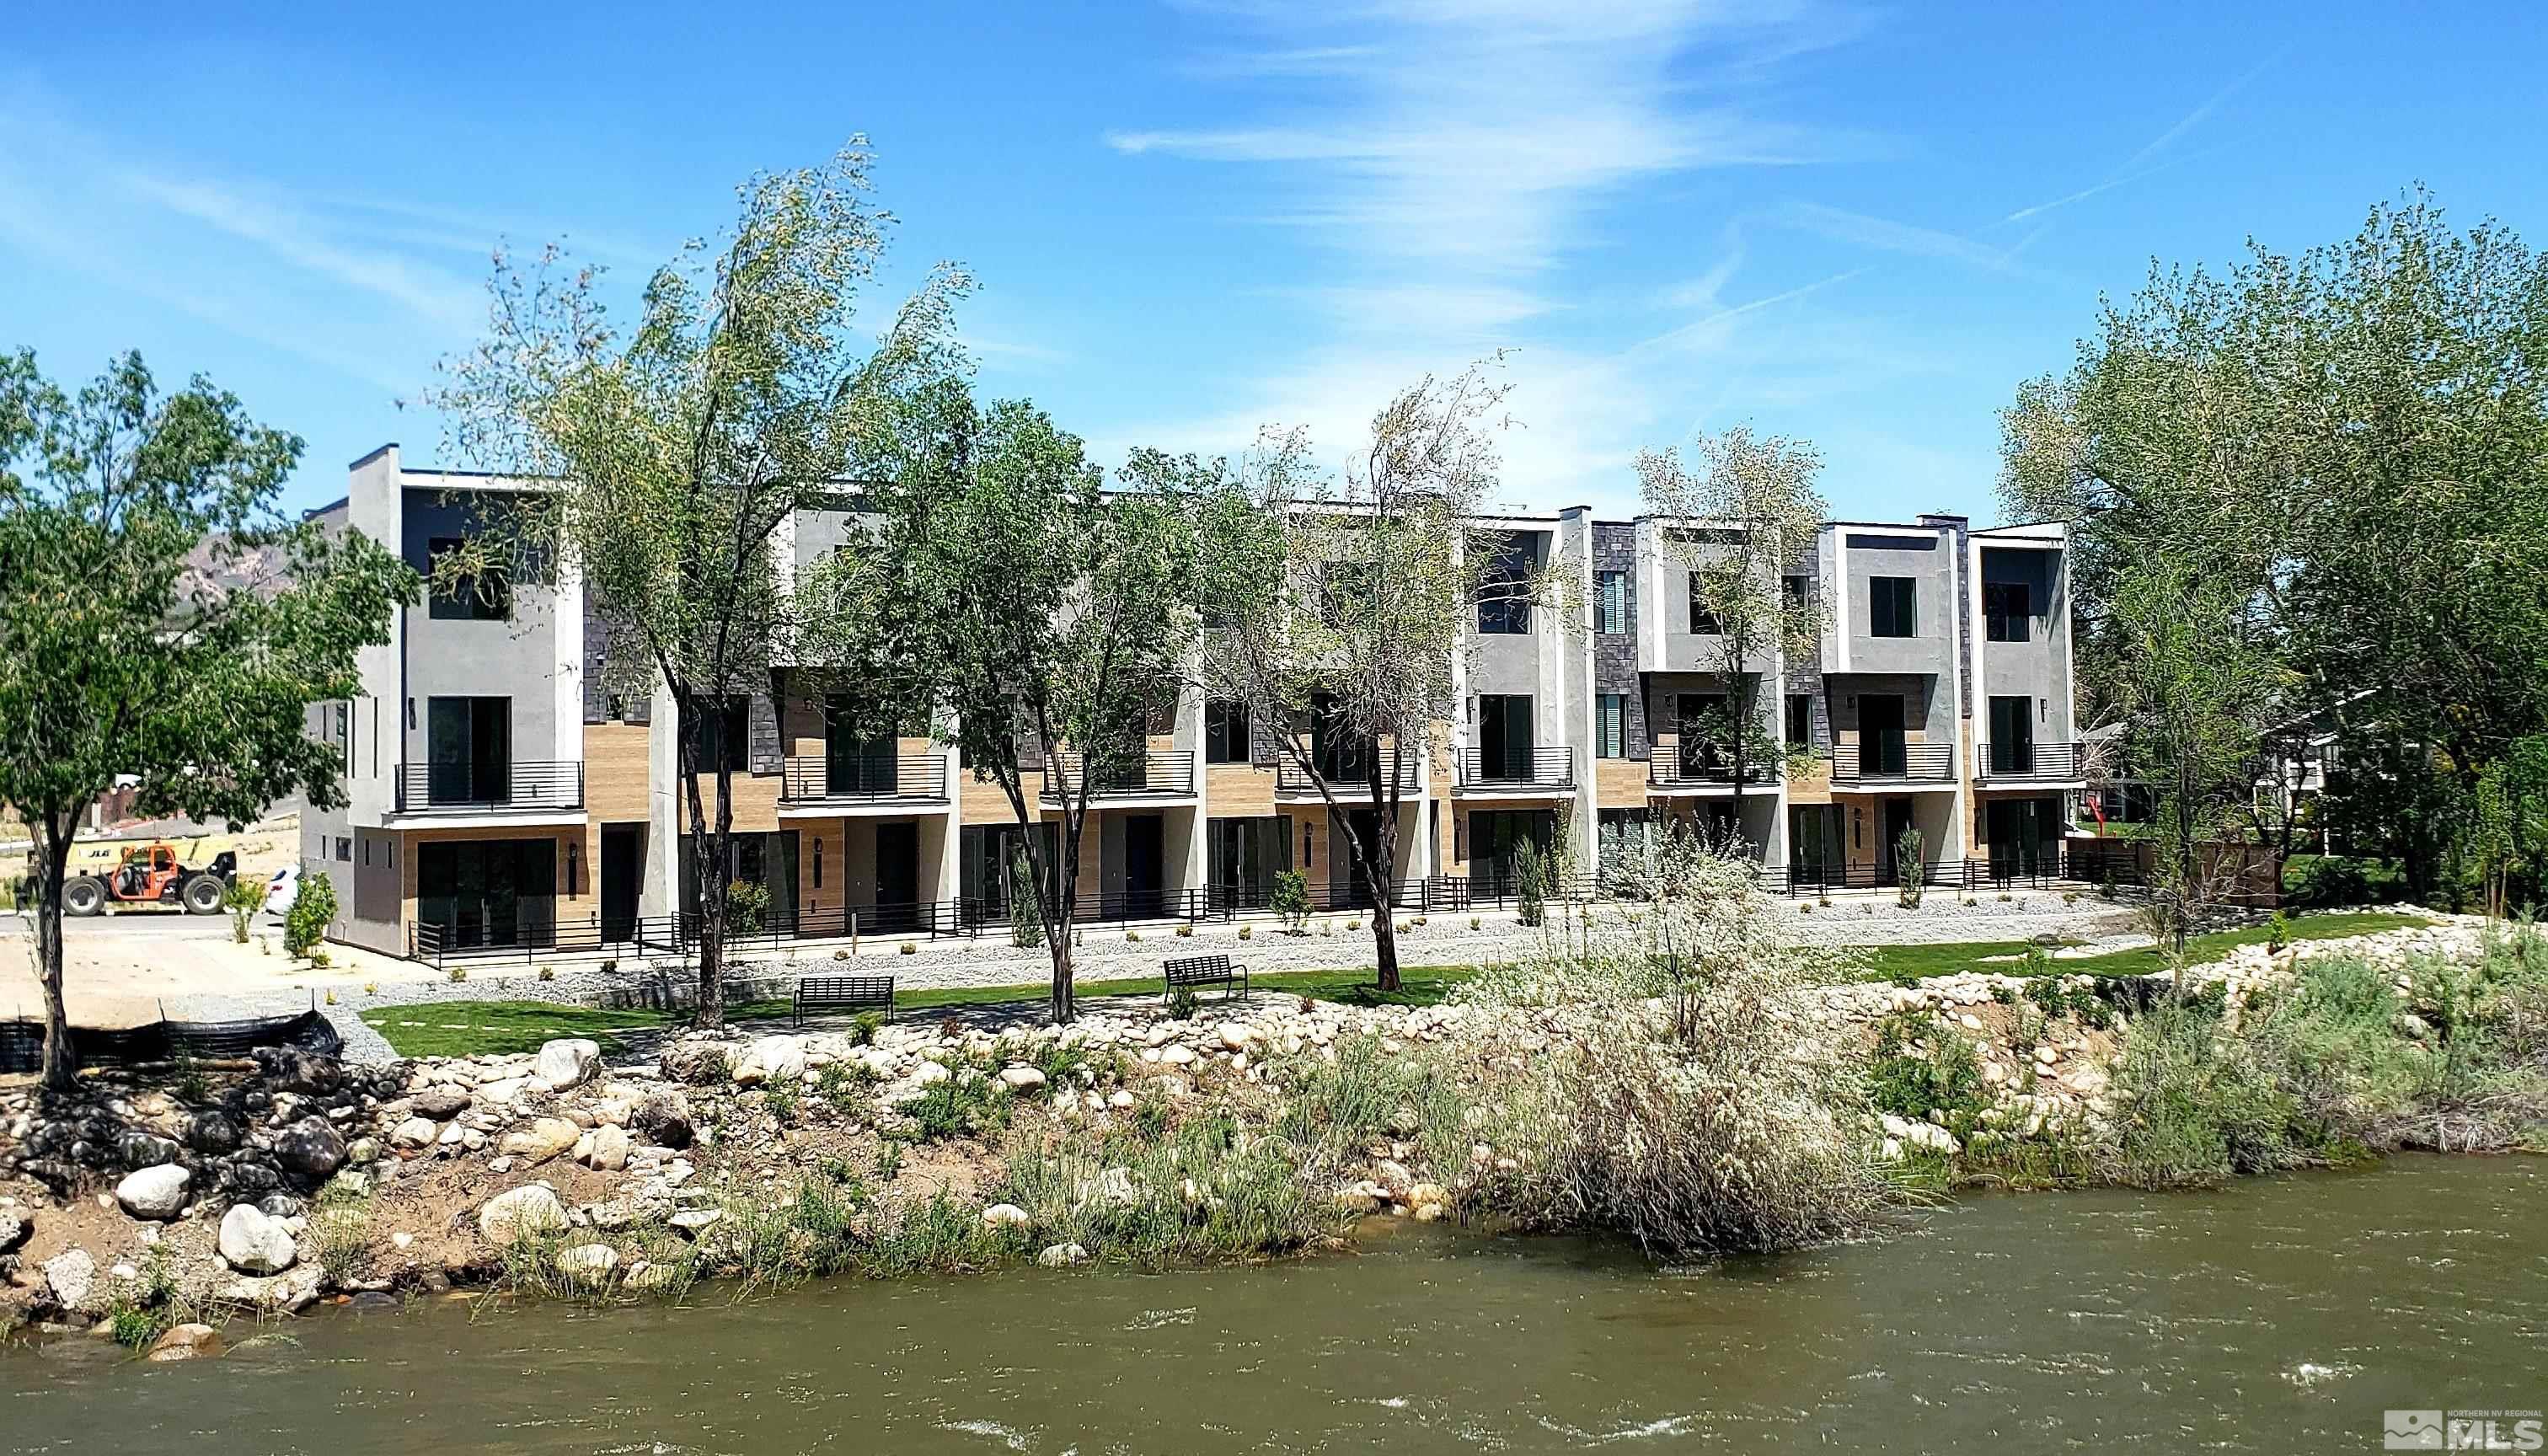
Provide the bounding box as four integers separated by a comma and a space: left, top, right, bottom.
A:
778, 754, 950, 803
397, 760, 584, 812
1829, 741, 1954, 784
1041, 750, 1196, 799
1457, 746, 1576, 790
1973, 741, 2087, 782
1647, 748, 1778, 789
1275, 753, 1421, 795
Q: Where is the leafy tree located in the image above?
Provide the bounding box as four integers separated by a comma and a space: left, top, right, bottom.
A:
0, 351, 411, 1088
2110, 562, 2287, 980
806, 388, 1201, 1024
1634, 426, 1827, 848
1193, 361, 1533, 991
431, 140, 966, 1029
2000, 192, 2548, 899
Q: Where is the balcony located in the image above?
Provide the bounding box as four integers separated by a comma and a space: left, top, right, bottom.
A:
1973, 741, 2088, 784
1829, 741, 1954, 786
1275, 752, 1421, 799
1647, 748, 1777, 791
1456, 746, 1575, 793
1041, 750, 1196, 800
779, 754, 951, 805
396, 760, 584, 814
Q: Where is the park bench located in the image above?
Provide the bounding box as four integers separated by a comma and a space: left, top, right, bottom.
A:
1162, 954, 1249, 1004
793, 975, 895, 1028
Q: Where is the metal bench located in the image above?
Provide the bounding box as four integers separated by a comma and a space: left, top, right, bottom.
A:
792, 975, 895, 1028
1162, 954, 1249, 1004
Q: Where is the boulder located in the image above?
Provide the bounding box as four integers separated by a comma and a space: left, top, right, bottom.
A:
218, 1203, 298, 1275
41, 1249, 94, 1309
185, 1112, 242, 1155
534, 1038, 603, 1093
582, 1125, 633, 1172
554, 1244, 620, 1281
478, 1184, 569, 1244
115, 1130, 184, 1170
980, 1203, 1032, 1228
390, 1116, 438, 1151
146, 1322, 225, 1362
731, 1036, 807, 1087
667, 1208, 722, 1235
411, 1086, 472, 1120
498, 1118, 581, 1164
275, 1116, 347, 1181
628, 1092, 694, 1149
1037, 1242, 1089, 1268
659, 1041, 732, 1086
210, 1264, 325, 1314
998, 1066, 1048, 1092
1216, 1023, 1260, 1051
0, 1209, 29, 1255
115, 1164, 191, 1221
252, 1046, 344, 1095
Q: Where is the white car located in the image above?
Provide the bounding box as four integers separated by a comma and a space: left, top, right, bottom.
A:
261, 864, 301, 918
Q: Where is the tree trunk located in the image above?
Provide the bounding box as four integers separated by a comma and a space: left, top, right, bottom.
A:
681, 724, 727, 1030
1365, 803, 1402, 993
1046, 817, 1079, 1025
35, 815, 75, 1092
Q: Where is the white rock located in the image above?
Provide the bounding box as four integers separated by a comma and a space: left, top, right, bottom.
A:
217, 1203, 298, 1275
584, 1124, 634, 1172
115, 1164, 190, 1221
391, 1116, 439, 1150
41, 1249, 95, 1309
668, 1208, 722, 1234
477, 1184, 569, 1243
554, 1243, 620, 1280
1158, 1045, 1197, 1067
534, 1038, 603, 1092
500, 1117, 581, 1164
1217, 1023, 1259, 1051
981, 1203, 1032, 1228
998, 1066, 1048, 1091
731, 1036, 808, 1086
1037, 1242, 1089, 1267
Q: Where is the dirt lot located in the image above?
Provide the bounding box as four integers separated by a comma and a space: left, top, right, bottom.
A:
0, 911, 434, 1026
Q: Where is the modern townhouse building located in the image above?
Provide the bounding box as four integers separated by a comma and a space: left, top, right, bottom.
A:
301, 446, 2082, 961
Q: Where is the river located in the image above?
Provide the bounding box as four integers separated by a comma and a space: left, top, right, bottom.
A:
4, 1155, 2543, 1453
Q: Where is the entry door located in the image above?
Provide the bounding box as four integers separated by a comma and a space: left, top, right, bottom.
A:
1124, 813, 1164, 918
1860, 695, 1907, 776
426, 697, 511, 805
1477, 694, 1534, 780
1678, 694, 1726, 777
873, 821, 920, 931
1989, 696, 2034, 774
1333, 808, 1384, 907
600, 823, 644, 942
1879, 799, 1915, 884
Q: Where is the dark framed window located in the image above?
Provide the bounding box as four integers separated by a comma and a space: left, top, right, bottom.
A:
1595, 571, 1628, 634
1984, 581, 2032, 641
1688, 574, 1721, 634
1477, 537, 1533, 635
1783, 574, 1814, 619
426, 536, 511, 621
1204, 699, 1250, 764
1322, 561, 1373, 629
1869, 576, 1917, 638
1785, 694, 1814, 748
683, 693, 752, 774
1595, 694, 1626, 758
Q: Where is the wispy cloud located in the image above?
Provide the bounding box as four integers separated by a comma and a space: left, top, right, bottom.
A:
2125, 53, 2280, 170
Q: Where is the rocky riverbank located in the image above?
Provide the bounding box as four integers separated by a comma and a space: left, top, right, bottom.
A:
0, 910, 2502, 1353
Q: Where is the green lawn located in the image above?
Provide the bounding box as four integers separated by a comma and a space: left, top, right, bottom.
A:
361, 966, 1484, 1058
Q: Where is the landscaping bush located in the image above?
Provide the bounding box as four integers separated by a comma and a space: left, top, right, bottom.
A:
222, 875, 267, 944
1271, 870, 1312, 934
2282, 854, 2407, 908
1513, 839, 1547, 928
285, 870, 337, 959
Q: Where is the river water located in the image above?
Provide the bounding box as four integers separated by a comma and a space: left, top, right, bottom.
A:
5, 1155, 2543, 1453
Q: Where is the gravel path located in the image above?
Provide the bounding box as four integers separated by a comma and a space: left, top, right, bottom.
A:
139, 893, 2136, 1063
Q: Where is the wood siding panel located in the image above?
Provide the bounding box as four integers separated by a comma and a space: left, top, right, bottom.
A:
1207, 765, 1277, 817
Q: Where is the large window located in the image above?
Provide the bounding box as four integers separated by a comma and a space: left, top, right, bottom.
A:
1476, 536, 1532, 635
424, 696, 510, 805
1595, 570, 1628, 634
1983, 581, 2032, 641
426, 536, 511, 621
1204, 699, 1250, 764
684, 693, 752, 774
1868, 576, 1917, 638
1785, 694, 1814, 749
1595, 694, 1626, 758
1687, 573, 1721, 634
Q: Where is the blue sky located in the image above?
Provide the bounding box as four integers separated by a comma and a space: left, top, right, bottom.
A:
5, 2, 2542, 522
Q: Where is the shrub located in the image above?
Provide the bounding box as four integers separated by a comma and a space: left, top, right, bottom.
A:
1009, 848, 1045, 949
2106, 999, 2307, 1188
903, 1071, 1014, 1143
538, 965, 556, 982
899, 941, 917, 956
1271, 870, 1312, 934
763, 1080, 800, 1125
1894, 828, 1925, 909
1175, 923, 1193, 938
1238, 924, 1253, 940
1126, 930, 1141, 943
222, 875, 266, 944
285, 870, 337, 958
447, 966, 468, 984
1345, 918, 1360, 932
1469, 916, 1481, 931
2266, 910, 2293, 952
1166, 984, 1200, 1022
1513, 840, 1547, 928
848, 1010, 886, 1046
875, 1142, 904, 1181
1867, 1012, 1992, 1132
2282, 854, 2406, 908
727, 879, 772, 936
